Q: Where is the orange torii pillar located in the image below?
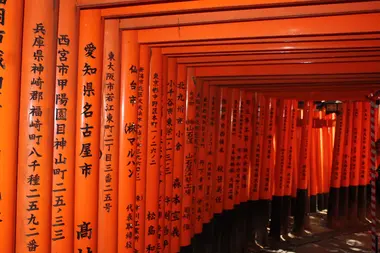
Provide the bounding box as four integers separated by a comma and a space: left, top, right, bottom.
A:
249, 94, 265, 247
98, 19, 120, 253
163, 58, 177, 253
135, 45, 150, 253
145, 48, 162, 253
294, 101, 313, 235
171, 64, 187, 253
16, 1, 56, 252
339, 102, 354, 226
282, 100, 298, 236
181, 67, 196, 253
119, 30, 139, 252
270, 100, 291, 240
51, 0, 77, 251
257, 97, 277, 246
327, 104, 346, 229
75, 10, 103, 253
359, 102, 371, 221
0, 0, 23, 252
206, 85, 218, 252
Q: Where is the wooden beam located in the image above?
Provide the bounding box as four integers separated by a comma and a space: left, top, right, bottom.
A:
120, 1, 380, 29
194, 61, 380, 77
137, 13, 380, 43
160, 40, 380, 55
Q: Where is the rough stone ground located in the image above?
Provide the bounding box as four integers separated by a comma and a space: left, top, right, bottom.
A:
249, 212, 375, 253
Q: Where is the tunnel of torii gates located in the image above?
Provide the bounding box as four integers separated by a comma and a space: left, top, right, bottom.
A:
2, 0, 380, 253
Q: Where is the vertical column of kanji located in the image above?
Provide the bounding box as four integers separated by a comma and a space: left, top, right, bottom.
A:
199, 82, 210, 225
51, 0, 77, 250
0, 0, 23, 252
249, 94, 265, 202
349, 102, 362, 222
223, 89, 235, 211
235, 91, 244, 206
214, 88, 229, 214
145, 48, 162, 253
293, 101, 313, 234
74, 10, 103, 253
194, 80, 204, 234
15, 1, 57, 252
340, 102, 353, 225
240, 92, 251, 203
291, 106, 302, 210
98, 19, 120, 253
206, 85, 217, 220
271, 99, 290, 240
171, 64, 186, 253
157, 56, 168, 253
181, 67, 196, 248
135, 45, 150, 253
163, 58, 177, 253
118, 30, 138, 252
359, 102, 370, 221
282, 100, 297, 235
327, 104, 346, 228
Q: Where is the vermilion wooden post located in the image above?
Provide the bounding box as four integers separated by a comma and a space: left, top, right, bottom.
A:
16, 1, 57, 252
235, 91, 244, 206
0, 0, 23, 252
310, 110, 319, 213
181, 67, 196, 249
194, 80, 205, 234
241, 92, 252, 203
349, 102, 363, 223
328, 103, 346, 229
316, 111, 325, 211
163, 58, 177, 253
51, 0, 77, 251
158, 56, 168, 253
206, 85, 217, 220
74, 10, 103, 253
145, 48, 162, 253
258, 97, 277, 246
271, 99, 290, 240
98, 19, 120, 253
294, 101, 313, 235
359, 102, 371, 221
119, 30, 139, 252
282, 100, 298, 236
340, 102, 353, 226
135, 44, 150, 253
224, 88, 237, 211
171, 64, 186, 253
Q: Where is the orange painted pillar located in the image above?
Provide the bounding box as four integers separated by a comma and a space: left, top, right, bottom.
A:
271, 99, 290, 239
328, 103, 346, 228
294, 101, 313, 234
214, 88, 229, 214
98, 19, 120, 253
206, 85, 217, 220
50, 0, 77, 251
235, 91, 244, 205
171, 64, 186, 253
282, 100, 298, 234
359, 102, 370, 221
135, 45, 150, 253
241, 92, 252, 203
145, 48, 162, 252
15, 1, 57, 252
163, 58, 177, 253
310, 110, 319, 213
181, 67, 196, 248
194, 80, 205, 234
316, 111, 325, 211
0, 0, 23, 252
224, 89, 237, 211
339, 102, 353, 225
74, 10, 103, 253
158, 56, 168, 252
249, 94, 265, 202
119, 30, 139, 252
